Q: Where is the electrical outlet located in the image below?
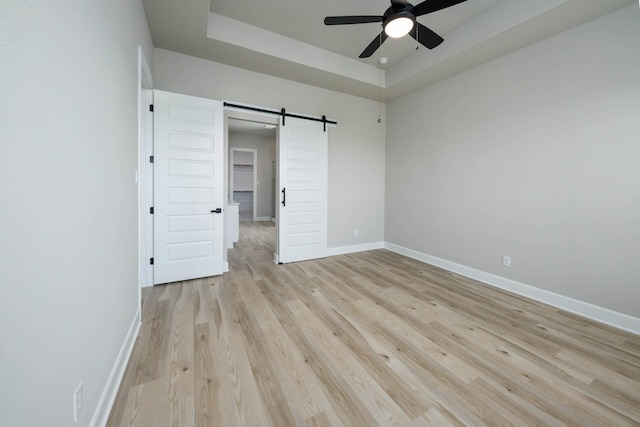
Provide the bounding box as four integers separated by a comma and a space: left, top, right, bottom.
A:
503, 256, 511, 267
73, 382, 83, 423
354, 229, 359, 237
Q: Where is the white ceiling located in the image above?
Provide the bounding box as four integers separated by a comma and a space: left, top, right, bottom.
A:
209, 0, 503, 68
142, 0, 634, 101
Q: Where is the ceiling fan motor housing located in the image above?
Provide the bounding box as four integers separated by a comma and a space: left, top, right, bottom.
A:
383, 4, 416, 38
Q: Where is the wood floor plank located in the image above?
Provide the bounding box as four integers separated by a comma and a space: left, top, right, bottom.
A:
165, 284, 195, 403
353, 297, 482, 385
108, 221, 640, 426
193, 322, 219, 427
556, 347, 640, 393
352, 305, 513, 425
212, 332, 265, 426
413, 406, 466, 427
237, 267, 331, 421
287, 298, 415, 426
279, 273, 432, 419
163, 396, 195, 427
252, 276, 381, 427
119, 378, 168, 427
258, 383, 298, 427
425, 320, 633, 427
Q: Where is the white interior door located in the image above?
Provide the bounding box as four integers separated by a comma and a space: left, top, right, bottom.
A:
277, 117, 328, 263
153, 90, 224, 284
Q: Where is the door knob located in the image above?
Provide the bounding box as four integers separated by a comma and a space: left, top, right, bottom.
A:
211, 208, 222, 213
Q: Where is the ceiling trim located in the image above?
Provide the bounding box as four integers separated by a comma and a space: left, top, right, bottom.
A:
143, 0, 636, 102
207, 13, 384, 88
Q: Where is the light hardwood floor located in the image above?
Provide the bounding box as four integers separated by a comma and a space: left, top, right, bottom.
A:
108, 221, 640, 426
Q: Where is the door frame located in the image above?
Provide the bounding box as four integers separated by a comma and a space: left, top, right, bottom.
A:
137, 46, 153, 297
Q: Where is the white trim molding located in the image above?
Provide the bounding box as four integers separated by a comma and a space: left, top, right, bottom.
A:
385, 242, 640, 336
328, 241, 385, 257
90, 310, 141, 427
138, 45, 154, 290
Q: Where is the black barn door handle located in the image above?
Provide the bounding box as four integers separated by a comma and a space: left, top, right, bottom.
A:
281, 187, 286, 207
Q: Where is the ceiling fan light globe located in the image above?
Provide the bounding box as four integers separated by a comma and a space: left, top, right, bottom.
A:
384, 16, 414, 38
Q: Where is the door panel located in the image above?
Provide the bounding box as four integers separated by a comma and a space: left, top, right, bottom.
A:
153, 90, 224, 284
277, 117, 328, 263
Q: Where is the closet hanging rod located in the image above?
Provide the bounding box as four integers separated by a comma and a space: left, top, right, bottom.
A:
224, 102, 337, 130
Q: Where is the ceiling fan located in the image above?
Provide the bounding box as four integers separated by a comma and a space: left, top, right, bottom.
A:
324, 0, 467, 58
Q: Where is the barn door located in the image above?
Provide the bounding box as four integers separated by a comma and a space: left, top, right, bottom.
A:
277, 117, 328, 264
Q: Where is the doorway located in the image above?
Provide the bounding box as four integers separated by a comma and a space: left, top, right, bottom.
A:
227, 119, 277, 222
225, 115, 278, 260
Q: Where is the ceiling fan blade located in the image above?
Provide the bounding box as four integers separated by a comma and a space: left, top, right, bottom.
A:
414, 0, 467, 17
359, 31, 389, 58
410, 23, 444, 49
324, 16, 383, 25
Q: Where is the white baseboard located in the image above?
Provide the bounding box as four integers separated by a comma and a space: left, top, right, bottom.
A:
90, 310, 141, 427
385, 242, 640, 336
328, 241, 385, 257
254, 216, 271, 222
223, 261, 229, 272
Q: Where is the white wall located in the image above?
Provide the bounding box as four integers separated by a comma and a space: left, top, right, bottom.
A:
385, 5, 640, 318
153, 48, 386, 248
0, 1, 153, 425
230, 132, 276, 219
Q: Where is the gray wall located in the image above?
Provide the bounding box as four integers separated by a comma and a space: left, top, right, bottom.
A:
0, 0, 154, 425
230, 131, 276, 219
385, 5, 640, 318
154, 48, 387, 248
